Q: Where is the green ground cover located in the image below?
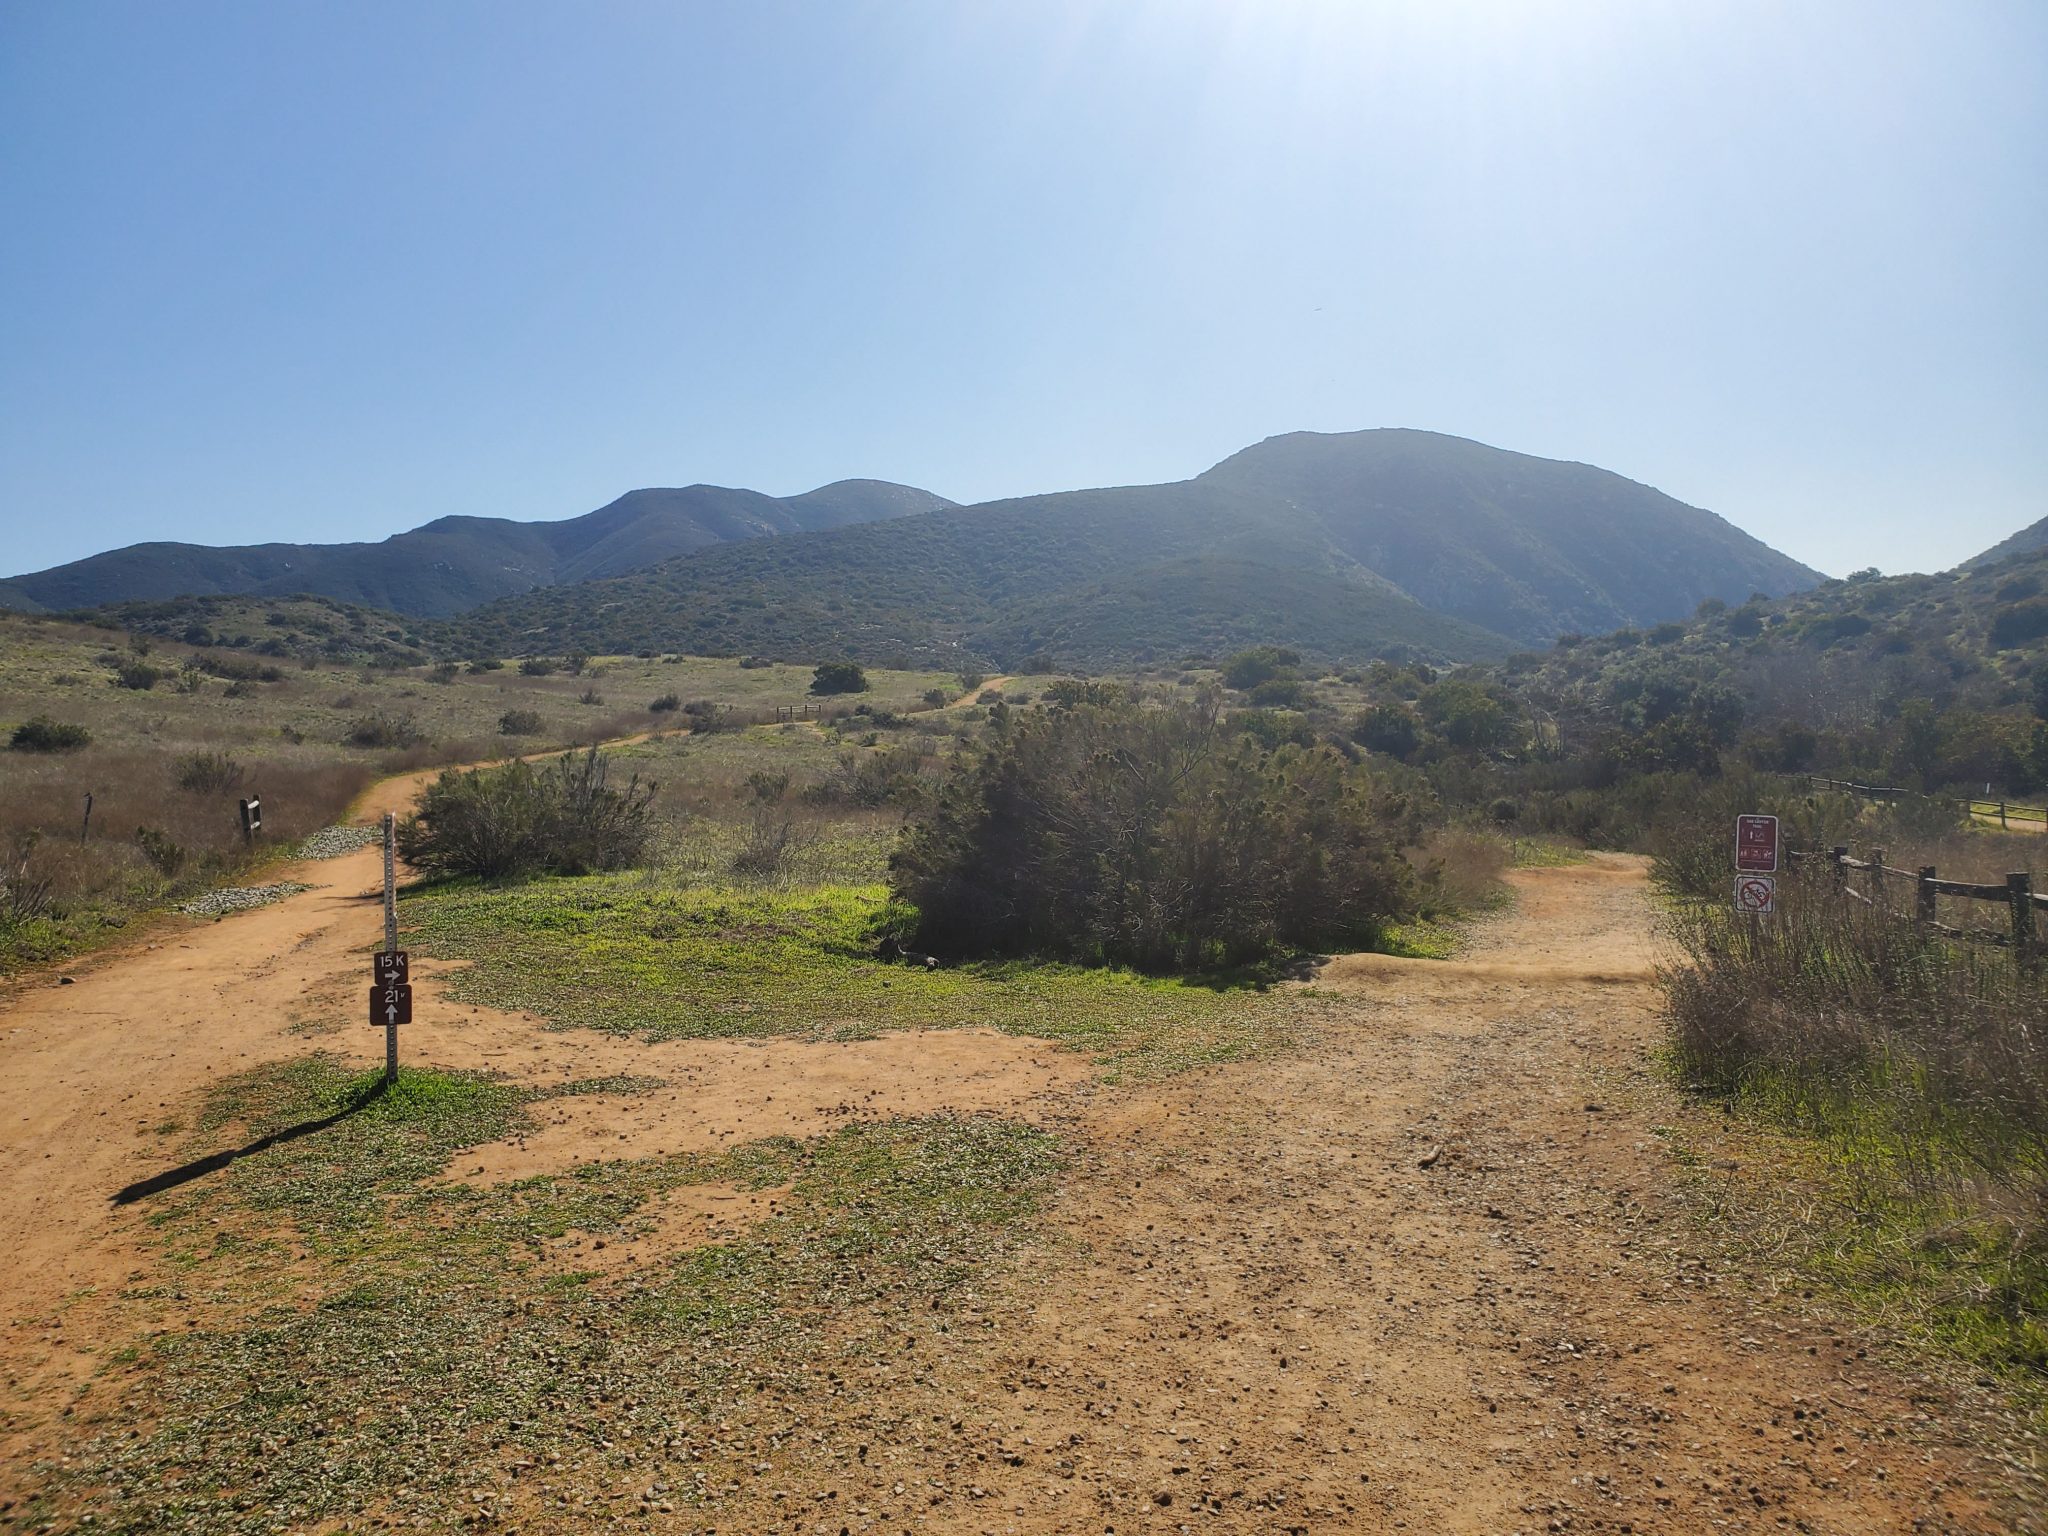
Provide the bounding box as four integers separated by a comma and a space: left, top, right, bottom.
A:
405, 873, 1299, 1079
36, 1058, 1059, 1534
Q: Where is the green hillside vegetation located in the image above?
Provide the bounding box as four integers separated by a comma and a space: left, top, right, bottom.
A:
441, 430, 1813, 669
1494, 550, 2048, 795
1961, 514, 2048, 570
1196, 429, 1817, 640
72, 594, 456, 666
2, 479, 953, 618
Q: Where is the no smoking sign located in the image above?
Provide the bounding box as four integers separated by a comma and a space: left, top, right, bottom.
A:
1734, 875, 1776, 914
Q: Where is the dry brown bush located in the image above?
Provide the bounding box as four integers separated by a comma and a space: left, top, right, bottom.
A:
1411, 825, 1511, 911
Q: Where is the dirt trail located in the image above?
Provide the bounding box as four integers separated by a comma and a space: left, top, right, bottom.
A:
951, 674, 1012, 707
0, 745, 1082, 1406
2, 826, 2017, 1530
694, 855, 2009, 1534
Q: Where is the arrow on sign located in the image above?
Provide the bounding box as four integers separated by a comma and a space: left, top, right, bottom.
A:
368, 984, 414, 1026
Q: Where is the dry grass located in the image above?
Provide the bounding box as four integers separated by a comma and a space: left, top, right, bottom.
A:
0, 615, 962, 972
1659, 829, 2048, 1386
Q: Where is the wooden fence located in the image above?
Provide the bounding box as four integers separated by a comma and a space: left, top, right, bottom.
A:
773, 703, 826, 723
1787, 843, 2040, 953
1805, 774, 2048, 831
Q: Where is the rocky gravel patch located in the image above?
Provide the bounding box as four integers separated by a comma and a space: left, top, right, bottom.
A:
180, 882, 310, 919
291, 824, 380, 860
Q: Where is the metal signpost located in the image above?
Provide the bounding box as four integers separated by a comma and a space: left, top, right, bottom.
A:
370, 812, 409, 1085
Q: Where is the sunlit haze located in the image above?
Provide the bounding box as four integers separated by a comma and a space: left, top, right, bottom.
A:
2, 0, 2041, 576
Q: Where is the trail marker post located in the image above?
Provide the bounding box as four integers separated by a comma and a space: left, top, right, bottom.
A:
1735, 814, 1779, 922
372, 812, 404, 1085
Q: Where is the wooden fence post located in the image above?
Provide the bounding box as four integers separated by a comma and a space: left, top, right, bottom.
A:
1831, 845, 1848, 889
1867, 847, 1886, 907
2009, 872, 2035, 961
1917, 866, 1936, 926
2002, 802, 2010, 830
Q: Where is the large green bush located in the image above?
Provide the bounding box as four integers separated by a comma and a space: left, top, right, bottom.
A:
891, 694, 1416, 970
810, 661, 869, 696
397, 749, 656, 879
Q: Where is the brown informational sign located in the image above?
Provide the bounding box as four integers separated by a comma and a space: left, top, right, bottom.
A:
373, 950, 410, 987
1735, 814, 1779, 873
369, 982, 413, 1027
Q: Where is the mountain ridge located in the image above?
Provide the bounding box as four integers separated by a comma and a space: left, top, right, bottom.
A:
434, 429, 1822, 668
1, 479, 955, 618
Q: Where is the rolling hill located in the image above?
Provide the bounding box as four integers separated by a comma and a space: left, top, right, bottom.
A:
439, 430, 1820, 669
1962, 516, 2048, 571
0, 479, 954, 619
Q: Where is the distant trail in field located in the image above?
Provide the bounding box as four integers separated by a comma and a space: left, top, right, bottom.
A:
949, 674, 1011, 707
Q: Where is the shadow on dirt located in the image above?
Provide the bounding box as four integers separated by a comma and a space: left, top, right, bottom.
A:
110, 1083, 387, 1206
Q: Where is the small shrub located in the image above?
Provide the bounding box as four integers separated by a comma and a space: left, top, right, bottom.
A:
428, 662, 460, 684
347, 709, 426, 750
498, 708, 545, 736
681, 700, 731, 733
649, 693, 681, 713
9, 716, 92, 753
746, 770, 791, 803
135, 826, 185, 877
175, 751, 245, 794
1352, 703, 1420, 760
728, 812, 813, 881
114, 659, 164, 691
0, 833, 55, 924
398, 748, 655, 879
578, 688, 604, 706
518, 657, 556, 677
1247, 676, 1304, 708
739, 655, 773, 669
1222, 646, 1300, 691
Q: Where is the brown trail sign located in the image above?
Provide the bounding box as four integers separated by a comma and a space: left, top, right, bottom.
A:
1735, 813, 1778, 873
369, 982, 413, 1026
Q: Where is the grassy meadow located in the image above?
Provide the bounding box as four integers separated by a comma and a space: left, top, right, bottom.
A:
0, 609, 960, 970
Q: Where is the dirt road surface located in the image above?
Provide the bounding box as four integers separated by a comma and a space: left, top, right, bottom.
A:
0, 786, 2021, 1532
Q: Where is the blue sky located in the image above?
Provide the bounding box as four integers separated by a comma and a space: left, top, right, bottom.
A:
2, 0, 2042, 578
